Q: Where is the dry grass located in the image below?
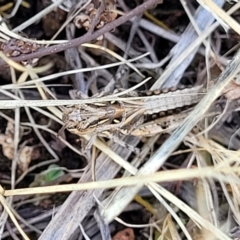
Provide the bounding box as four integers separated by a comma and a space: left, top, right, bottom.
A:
0, 0, 240, 240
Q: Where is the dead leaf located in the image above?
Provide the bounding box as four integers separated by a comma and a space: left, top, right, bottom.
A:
0, 137, 14, 159
0, 122, 17, 159
222, 80, 240, 100
112, 228, 134, 240
18, 146, 35, 172
0, 121, 38, 172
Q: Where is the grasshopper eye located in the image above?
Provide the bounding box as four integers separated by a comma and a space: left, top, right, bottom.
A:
62, 113, 69, 123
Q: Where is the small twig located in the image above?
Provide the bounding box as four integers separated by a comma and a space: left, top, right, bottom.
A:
0, 0, 162, 66
117, 9, 142, 88
65, 23, 86, 92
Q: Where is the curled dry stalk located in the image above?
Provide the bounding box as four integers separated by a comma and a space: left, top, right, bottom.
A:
0, 0, 162, 66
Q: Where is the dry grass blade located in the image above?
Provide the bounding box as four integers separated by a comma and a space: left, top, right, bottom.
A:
1, 0, 240, 239
3, 165, 240, 196
197, 0, 240, 34
0, 187, 29, 240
